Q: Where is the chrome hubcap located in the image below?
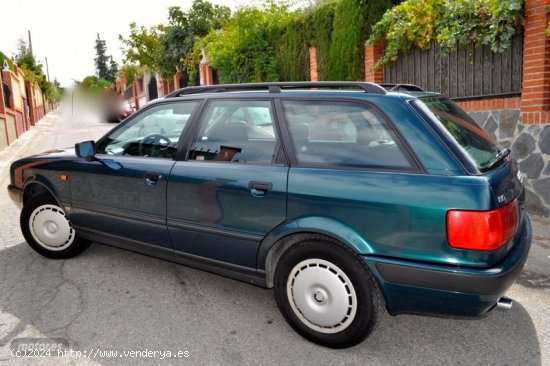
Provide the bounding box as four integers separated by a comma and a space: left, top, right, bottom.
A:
287, 259, 357, 334
29, 204, 74, 251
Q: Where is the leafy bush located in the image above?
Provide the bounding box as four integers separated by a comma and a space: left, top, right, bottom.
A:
369, 0, 524, 66
205, 4, 289, 83
118, 63, 145, 86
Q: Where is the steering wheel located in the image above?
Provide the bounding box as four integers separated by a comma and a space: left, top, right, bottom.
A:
138, 133, 172, 157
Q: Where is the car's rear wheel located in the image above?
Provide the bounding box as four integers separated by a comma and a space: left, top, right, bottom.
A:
20, 193, 91, 259
274, 235, 381, 348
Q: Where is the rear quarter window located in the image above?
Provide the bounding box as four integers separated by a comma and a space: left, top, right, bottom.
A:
282, 100, 414, 169
416, 97, 502, 172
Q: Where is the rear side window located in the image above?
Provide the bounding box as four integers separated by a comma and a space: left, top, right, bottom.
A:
417, 98, 501, 172
282, 100, 413, 169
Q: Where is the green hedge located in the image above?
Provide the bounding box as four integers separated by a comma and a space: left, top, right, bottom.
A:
203, 0, 394, 83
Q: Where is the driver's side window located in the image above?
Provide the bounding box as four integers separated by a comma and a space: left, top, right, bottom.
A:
96, 101, 198, 158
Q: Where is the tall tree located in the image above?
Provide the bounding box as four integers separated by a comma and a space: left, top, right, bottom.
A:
94, 33, 117, 82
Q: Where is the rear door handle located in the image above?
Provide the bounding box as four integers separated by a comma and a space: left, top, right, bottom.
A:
144, 172, 163, 185
248, 181, 273, 197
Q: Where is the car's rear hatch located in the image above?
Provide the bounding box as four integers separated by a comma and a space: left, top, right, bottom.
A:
414, 96, 527, 261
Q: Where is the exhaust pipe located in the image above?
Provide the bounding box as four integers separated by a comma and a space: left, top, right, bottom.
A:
495, 297, 513, 311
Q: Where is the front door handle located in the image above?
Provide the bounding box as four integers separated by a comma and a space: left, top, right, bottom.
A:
248, 181, 273, 197
144, 172, 163, 186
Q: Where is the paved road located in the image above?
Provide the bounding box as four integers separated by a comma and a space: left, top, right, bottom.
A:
0, 101, 549, 365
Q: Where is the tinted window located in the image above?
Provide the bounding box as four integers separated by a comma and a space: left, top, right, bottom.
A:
417, 98, 501, 172
189, 100, 277, 164
97, 102, 198, 158
283, 100, 412, 168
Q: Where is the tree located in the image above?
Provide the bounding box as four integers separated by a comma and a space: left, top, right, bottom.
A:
94, 34, 117, 82
119, 23, 162, 71
14, 39, 63, 103
118, 63, 145, 86
156, 0, 231, 77
204, 4, 289, 83
108, 56, 118, 82
14, 39, 44, 84
80, 75, 113, 91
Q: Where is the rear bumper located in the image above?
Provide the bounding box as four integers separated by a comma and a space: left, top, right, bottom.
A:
365, 215, 532, 316
7, 184, 23, 209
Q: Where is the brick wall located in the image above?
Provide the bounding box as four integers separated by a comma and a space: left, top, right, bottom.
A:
520, 0, 550, 124
455, 97, 522, 112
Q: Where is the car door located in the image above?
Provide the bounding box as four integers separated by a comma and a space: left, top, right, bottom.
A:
167, 99, 288, 268
70, 101, 199, 248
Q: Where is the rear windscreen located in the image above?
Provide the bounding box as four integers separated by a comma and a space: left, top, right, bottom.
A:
417, 97, 502, 172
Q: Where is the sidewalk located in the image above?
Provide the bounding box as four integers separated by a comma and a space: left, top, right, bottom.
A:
0, 110, 58, 187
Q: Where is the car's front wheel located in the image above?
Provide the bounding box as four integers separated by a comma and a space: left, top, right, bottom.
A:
20, 193, 91, 259
274, 236, 381, 348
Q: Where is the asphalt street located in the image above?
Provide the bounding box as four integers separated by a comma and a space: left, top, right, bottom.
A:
0, 98, 549, 366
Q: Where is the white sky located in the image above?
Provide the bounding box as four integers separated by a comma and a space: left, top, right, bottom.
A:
1, 0, 247, 87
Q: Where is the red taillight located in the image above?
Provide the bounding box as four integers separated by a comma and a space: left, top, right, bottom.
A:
447, 199, 519, 251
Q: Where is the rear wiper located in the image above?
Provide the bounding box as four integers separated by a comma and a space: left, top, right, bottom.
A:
484, 148, 510, 171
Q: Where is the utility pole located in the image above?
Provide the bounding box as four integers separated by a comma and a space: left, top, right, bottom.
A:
28, 30, 33, 57
45, 57, 50, 82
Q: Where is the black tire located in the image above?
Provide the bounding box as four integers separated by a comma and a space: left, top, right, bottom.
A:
274, 235, 381, 348
20, 193, 91, 259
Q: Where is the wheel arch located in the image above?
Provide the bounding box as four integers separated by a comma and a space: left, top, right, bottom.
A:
258, 217, 376, 288
22, 177, 60, 207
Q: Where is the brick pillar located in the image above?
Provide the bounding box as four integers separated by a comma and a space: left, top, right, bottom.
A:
309, 46, 318, 81
161, 79, 169, 95
132, 80, 140, 110
117, 74, 127, 94
25, 81, 37, 125
521, 0, 550, 124
199, 62, 214, 86
364, 41, 384, 84
174, 71, 183, 89
199, 49, 214, 86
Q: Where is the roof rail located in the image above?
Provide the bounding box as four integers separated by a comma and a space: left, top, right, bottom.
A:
379, 83, 424, 92
165, 82, 387, 98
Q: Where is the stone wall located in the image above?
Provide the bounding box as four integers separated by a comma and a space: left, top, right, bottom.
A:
470, 110, 550, 217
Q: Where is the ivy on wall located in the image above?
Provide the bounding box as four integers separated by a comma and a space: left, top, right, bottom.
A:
369, 0, 524, 67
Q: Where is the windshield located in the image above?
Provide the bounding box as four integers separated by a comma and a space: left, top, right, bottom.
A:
417, 97, 502, 172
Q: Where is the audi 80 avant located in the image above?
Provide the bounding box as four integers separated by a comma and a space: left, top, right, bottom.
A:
8, 82, 532, 348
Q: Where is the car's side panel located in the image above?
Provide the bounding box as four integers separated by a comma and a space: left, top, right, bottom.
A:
167, 162, 288, 268
283, 167, 500, 267
69, 156, 175, 248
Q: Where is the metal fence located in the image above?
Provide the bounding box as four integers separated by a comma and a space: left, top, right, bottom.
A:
383, 32, 523, 100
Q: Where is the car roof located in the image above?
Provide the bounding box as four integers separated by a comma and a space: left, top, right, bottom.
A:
144, 82, 442, 107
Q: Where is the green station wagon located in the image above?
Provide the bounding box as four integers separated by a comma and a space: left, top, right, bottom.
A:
7, 82, 532, 348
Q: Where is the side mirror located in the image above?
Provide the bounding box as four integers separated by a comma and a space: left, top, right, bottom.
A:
75, 141, 96, 161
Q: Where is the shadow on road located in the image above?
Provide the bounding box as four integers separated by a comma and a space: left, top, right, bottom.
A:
0, 241, 542, 365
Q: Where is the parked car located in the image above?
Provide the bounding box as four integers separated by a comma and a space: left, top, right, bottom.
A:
7, 82, 531, 348
101, 91, 134, 123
